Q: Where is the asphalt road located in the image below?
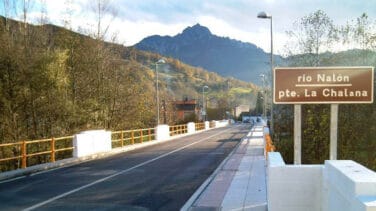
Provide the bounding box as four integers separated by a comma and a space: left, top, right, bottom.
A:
0, 124, 251, 211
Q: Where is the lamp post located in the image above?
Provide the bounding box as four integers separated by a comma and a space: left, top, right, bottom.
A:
202, 85, 209, 121
260, 74, 266, 119
257, 11, 274, 133
155, 59, 165, 125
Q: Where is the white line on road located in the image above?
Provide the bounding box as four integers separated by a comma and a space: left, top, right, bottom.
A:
0, 176, 26, 184
23, 126, 236, 211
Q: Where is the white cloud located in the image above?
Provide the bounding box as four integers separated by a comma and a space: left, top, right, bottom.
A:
5, 0, 376, 53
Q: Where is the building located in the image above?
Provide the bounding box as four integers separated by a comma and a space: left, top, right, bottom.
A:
174, 98, 200, 122
235, 105, 250, 118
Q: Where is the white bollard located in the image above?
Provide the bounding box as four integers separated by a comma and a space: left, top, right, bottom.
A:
73, 130, 111, 158
187, 122, 195, 134
155, 124, 170, 141
205, 121, 210, 130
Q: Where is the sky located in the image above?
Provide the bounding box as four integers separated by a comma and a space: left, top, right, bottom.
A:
2, 0, 376, 55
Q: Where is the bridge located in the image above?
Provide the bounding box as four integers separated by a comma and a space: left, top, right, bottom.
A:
0, 120, 375, 210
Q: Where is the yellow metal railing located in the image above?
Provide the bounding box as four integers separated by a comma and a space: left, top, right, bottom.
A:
195, 122, 205, 131
265, 134, 275, 154
209, 121, 216, 128
169, 124, 187, 136
0, 136, 74, 171
111, 128, 155, 148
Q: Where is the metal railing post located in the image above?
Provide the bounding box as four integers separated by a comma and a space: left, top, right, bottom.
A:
140, 129, 143, 143
131, 131, 134, 145
51, 137, 55, 162
121, 131, 124, 147
21, 141, 27, 169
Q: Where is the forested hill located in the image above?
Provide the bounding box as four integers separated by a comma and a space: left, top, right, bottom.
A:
0, 16, 257, 143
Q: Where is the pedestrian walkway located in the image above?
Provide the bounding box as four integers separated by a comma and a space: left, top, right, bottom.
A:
183, 125, 267, 211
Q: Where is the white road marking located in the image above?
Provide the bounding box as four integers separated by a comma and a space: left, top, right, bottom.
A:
23, 127, 236, 211
0, 176, 26, 184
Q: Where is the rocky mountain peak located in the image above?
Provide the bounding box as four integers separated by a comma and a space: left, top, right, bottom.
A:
135, 24, 280, 85
180, 23, 212, 38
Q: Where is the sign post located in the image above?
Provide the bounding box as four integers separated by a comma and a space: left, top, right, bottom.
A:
330, 104, 338, 160
274, 67, 374, 164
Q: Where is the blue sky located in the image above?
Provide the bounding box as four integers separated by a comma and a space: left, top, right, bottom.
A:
1, 0, 376, 54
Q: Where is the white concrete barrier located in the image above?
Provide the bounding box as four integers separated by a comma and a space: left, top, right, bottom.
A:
323, 160, 376, 211
216, 120, 229, 128
187, 122, 195, 134
267, 152, 323, 211
155, 124, 170, 141
73, 130, 111, 158
204, 121, 210, 130
268, 152, 376, 211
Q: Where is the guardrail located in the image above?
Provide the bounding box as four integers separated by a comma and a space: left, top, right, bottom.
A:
169, 124, 187, 136
265, 133, 275, 154
195, 122, 205, 131
112, 128, 155, 148
0, 136, 74, 172
209, 121, 216, 128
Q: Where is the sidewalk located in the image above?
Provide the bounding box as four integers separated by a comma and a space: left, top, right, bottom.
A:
183, 125, 268, 211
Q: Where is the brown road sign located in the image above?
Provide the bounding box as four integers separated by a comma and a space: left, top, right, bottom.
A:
274, 67, 374, 104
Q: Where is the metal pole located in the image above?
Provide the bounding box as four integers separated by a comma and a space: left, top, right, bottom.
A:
263, 77, 266, 119
202, 86, 208, 121
294, 104, 301, 165
201, 86, 206, 121
330, 104, 338, 160
156, 63, 160, 125
270, 16, 274, 134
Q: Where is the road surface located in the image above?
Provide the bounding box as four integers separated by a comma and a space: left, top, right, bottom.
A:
0, 124, 251, 211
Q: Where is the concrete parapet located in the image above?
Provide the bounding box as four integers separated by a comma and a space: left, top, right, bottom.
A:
267, 153, 323, 211
267, 152, 285, 167
187, 122, 195, 134
73, 130, 111, 158
204, 121, 210, 130
155, 124, 170, 141
324, 160, 376, 211
268, 153, 376, 211
216, 120, 229, 128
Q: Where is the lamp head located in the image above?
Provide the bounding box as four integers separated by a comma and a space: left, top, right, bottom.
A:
257, 11, 271, 19
157, 58, 166, 64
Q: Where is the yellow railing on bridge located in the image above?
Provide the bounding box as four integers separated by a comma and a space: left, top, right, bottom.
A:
111, 128, 155, 148
265, 133, 275, 154
0, 121, 229, 173
0, 136, 74, 172
169, 124, 187, 136
195, 122, 205, 131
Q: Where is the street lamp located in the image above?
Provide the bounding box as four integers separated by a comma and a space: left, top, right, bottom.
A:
202, 85, 209, 121
156, 58, 165, 125
257, 11, 274, 133
260, 74, 266, 119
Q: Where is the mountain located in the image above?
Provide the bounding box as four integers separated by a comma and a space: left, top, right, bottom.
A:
135, 24, 282, 85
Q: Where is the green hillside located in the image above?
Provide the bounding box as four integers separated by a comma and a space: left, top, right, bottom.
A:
0, 16, 257, 143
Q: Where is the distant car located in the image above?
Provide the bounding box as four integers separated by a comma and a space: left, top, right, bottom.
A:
256, 117, 261, 122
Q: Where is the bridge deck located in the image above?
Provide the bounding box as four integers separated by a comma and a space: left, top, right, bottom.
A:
0, 125, 251, 210
186, 125, 267, 211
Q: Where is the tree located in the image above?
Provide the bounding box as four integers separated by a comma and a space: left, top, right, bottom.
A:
286, 10, 337, 66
